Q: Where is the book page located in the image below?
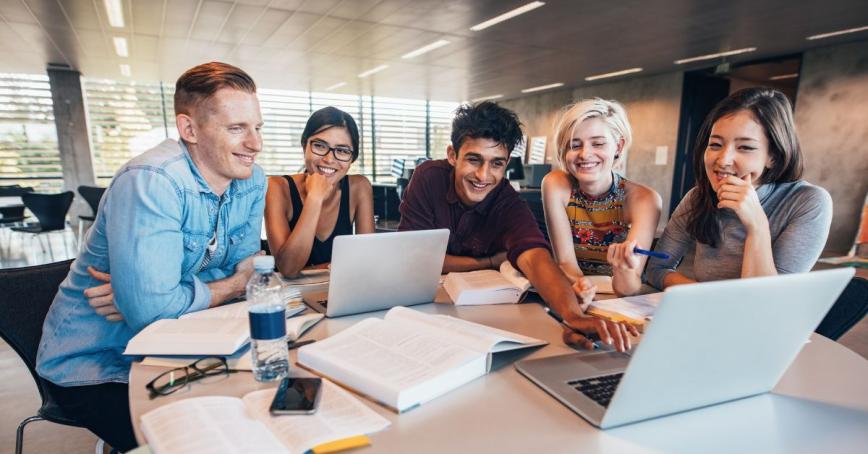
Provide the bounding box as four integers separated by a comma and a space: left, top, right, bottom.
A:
123, 319, 249, 356
499, 261, 532, 292
444, 270, 522, 305
298, 317, 481, 395
242, 380, 389, 454
182, 300, 306, 321
141, 396, 286, 454
589, 292, 664, 321
384, 307, 545, 353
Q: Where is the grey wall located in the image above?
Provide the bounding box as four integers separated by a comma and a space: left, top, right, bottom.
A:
501, 72, 683, 229
795, 40, 868, 253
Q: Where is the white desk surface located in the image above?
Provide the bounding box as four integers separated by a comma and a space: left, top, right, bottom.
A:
129, 288, 868, 454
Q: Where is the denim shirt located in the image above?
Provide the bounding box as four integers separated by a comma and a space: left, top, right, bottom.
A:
36, 139, 265, 386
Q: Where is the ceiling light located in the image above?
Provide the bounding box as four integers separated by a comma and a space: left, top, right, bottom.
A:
113, 37, 128, 57
470, 1, 545, 32
119, 64, 131, 77
769, 73, 799, 81
806, 25, 868, 40
358, 65, 389, 78
402, 40, 451, 59
521, 82, 564, 93
470, 94, 504, 102
674, 47, 757, 65
325, 82, 347, 91
103, 0, 125, 28
584, 67, 643, 81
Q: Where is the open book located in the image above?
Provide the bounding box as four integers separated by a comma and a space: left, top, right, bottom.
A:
141, 379, 390, 454
126, 300, 323, 357
443, 261, 532, 305
297, 306, 547, 412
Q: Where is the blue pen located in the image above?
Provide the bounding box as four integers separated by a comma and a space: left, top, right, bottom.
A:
633, 247, 670, 260
543, 307, 602, 349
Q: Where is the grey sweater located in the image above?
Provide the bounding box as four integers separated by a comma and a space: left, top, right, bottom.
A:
646, 180, 833, 290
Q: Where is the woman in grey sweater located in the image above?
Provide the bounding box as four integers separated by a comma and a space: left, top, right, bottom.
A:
642, 87, 832, 289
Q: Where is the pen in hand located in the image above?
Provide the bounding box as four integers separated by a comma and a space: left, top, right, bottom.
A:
633, 247, 670, 260
544, 307, 601, 349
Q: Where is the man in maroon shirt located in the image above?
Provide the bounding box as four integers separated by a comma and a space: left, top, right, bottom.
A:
399, 102, 636, 351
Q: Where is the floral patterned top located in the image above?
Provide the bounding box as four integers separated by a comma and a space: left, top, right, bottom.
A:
567, 172, 629, 276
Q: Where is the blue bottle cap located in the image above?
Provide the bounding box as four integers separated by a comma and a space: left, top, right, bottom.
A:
248, 304, 286, 340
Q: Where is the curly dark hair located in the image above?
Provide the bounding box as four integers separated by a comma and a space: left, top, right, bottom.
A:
686, 87, 803, 247
450, 101, 523, 154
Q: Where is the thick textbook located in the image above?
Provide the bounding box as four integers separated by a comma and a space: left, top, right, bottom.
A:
126, 300, 322, 357
297, 306, 547, 412
443, 262, 532, 305
141, 379, 389, 454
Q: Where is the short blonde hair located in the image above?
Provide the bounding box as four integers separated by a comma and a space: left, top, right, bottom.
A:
553, 98, 632, 167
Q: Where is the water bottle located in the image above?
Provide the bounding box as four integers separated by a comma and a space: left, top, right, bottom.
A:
247, 256, 289, 382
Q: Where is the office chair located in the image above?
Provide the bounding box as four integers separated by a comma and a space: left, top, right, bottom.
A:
0, 259, 106, 454
76, 185, 106, 249
396, 177, 410, 201
816, 277, 868, 341
11, 191, 75, 260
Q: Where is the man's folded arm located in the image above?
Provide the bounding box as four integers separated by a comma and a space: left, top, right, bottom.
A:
105, 169, 210, 332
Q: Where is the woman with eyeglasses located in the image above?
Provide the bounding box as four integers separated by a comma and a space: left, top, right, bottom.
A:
265, 106, 375, 276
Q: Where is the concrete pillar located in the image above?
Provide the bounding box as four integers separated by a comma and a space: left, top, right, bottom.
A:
47, 64, 96, 227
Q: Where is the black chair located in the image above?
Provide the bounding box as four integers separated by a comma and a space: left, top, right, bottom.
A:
0, 259, 95, 454
396, 177, 410, 201
0, 185, 35, 197
76, 185, 106, 248
11, 191, 75, 260
816, 277, 868, 341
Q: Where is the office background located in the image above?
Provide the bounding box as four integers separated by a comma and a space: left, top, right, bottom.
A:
1, 0, 867, 451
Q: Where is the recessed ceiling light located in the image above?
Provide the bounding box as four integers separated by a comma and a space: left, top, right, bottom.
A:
674, 47, 757, 65
113, 37, 128, 57
325, 82, 347, 91
584, 67, 643, 81
103, 0, 124, 28
769, 73, 799, 81
520, 82, 564, 93
402, 40, 451, 59
806, 24, 868, 40
470, 1, 545, 32
358, 65, 389, 78
119, 64, 131, 77
470, 94, 504, 102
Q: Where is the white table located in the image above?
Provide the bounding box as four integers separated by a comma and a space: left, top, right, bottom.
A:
128, 294, 868, 453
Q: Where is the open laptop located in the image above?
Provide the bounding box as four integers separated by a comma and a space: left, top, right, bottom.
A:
303, 229, 449, 317
515, 268, 855, 429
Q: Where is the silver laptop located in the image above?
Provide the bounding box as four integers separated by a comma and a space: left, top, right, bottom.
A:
304, 229, 449, 317
515, 268, 855, 429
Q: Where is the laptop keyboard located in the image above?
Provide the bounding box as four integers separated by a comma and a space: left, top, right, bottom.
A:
567, 373, 623, 408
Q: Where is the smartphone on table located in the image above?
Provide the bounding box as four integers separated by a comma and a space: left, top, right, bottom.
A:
269, 377, 323, 415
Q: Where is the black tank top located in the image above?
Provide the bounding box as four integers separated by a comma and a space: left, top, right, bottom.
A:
284, 175, 352, 267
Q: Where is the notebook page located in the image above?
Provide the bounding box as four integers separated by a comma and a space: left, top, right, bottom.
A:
385, 306, 544, 353
243, 380, 389, 454
589, 292, 664, 321
141, 396, 285, 454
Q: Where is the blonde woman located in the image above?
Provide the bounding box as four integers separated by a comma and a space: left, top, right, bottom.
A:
542, 99, 661, 297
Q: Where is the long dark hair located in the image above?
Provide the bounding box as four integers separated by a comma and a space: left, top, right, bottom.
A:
300, 106, 361, 162
686, 87, 804, 247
